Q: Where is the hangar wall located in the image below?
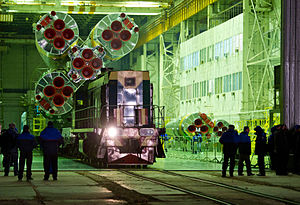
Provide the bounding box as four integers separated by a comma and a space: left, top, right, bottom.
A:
0, 44, 45, 130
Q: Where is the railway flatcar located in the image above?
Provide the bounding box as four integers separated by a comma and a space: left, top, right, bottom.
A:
63, 69, 165, 165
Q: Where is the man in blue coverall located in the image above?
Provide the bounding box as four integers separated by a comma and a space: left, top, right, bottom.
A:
17, 125, 37, 181
40, 121, 64, 180
219, 125, 239, 177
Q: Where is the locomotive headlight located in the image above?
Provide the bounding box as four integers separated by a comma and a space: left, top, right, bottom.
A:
139, 128, 154, 136
108, 127, 117, 138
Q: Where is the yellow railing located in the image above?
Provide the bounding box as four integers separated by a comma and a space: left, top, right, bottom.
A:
33, 116, 46, 136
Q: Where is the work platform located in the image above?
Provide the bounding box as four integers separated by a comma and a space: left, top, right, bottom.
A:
0, 152, 299, 205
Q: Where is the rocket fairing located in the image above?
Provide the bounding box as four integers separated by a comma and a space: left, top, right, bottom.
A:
35, 11, 79, 69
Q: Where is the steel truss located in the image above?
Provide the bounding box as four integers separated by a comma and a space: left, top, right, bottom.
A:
243, 0, 281, 112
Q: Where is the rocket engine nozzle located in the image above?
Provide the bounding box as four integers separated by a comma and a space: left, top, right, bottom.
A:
72, 57, 85, 69
44, 28, 56, 40
62, 86, 74, 97
111, 21, 123, 32
187, 125, 196, 133
111, 38, 122, 50
217, 121, 224, 128
120, 30, 131, 41
53, 76, 65, 88
63, 29, 75, 40
53, 37, 65, 49
194, 118, 203, 127
102, 30, 114, 41
82, 49, 94, 60
217, 131, 223, 136
54, 19, 65, 31
53, 94, 65, 107
82, 66, 94, 79
213, 126, 219, 132
222, 127, 228, 132
200, 125, 209, 134
43, 86, 56, 97
90, 58, 102, 69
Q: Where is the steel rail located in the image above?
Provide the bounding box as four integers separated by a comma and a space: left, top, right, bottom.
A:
120, 170, 233, 205
157, 170, 300, 205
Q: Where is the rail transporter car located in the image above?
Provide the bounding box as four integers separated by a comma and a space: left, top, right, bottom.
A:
62, 69, 165, 166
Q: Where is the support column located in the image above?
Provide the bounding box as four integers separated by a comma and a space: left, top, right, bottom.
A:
159, 35, 164, 107
282, 0, 300, 127
141, 44, 147, 71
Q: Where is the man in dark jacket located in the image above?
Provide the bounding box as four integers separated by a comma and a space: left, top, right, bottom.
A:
274, 124, 289, 175
1, 123, 19, 176
40, 121, 63, 180
293, 125, 300, 174
238, 126, 254, 176
17, 125, 37, 181
254, 126, 267, 176
219, 125, 239, 177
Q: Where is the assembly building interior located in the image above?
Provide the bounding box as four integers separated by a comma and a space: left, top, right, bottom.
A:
1, 0, 300, 204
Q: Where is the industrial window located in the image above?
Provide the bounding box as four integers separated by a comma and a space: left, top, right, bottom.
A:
232, 73, 237, 91
215, 77, 222, 94
195, 51, 200, 67
220, 41, 223, 59
223, 39, 227, 57
224, 39, 230, 57
187, 85, 192, 99
229, 37, 233, 55
200, 48, 206, 64
197, 82, 199, 97
223, 76, 226, 92
238, 72, 242, 89
215, 42, 220, 60
207, 45, 213, 62
193, 83, 196, 98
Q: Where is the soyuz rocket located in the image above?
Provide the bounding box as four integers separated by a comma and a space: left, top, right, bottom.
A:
34, 11, 139, 116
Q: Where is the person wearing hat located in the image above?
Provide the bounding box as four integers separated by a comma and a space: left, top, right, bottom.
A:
254, 126, 267, 176
219, 125, 239, 177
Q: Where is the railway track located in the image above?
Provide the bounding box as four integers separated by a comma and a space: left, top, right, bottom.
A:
120, 170, 233, 205
157, 170, 300, 205
120, 170, 299, 205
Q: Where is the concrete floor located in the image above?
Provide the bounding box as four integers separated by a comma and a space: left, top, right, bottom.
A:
0, 151, 299, 204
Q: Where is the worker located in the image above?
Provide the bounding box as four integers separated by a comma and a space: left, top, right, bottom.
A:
274, 124, 289, 175
238, 126, 254, 176
254, 126, 267, 176
293, 125, 300, 174
17, 125, 37, 181
219, 125, 239, 177
1, 123, 19, 176
39, 121, 64, 181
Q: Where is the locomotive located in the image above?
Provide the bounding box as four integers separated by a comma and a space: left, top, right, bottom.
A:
62, 69, 166, 165
33, 11, 165, 166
